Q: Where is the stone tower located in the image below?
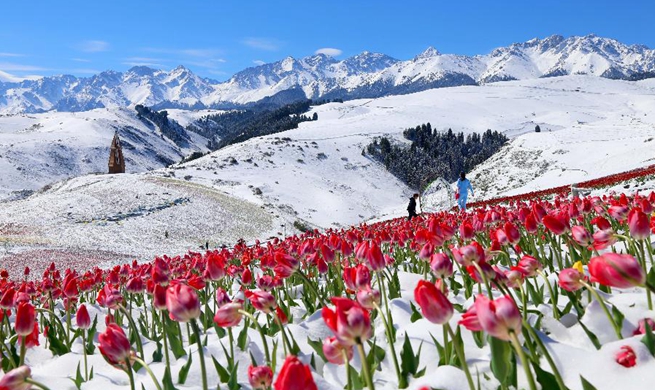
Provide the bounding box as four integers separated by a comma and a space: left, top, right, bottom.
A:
108, 132, 125, 174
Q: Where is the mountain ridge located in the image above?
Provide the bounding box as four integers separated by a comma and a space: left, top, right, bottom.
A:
1, 34, 655, 114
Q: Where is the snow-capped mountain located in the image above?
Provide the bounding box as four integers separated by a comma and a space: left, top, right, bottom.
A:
1, 34, 655, 114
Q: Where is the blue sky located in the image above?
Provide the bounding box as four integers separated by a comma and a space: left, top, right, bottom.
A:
1, 0, 653, 81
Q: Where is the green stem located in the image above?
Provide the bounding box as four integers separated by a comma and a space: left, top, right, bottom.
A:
537, 271, 560, 320
274, 314, 293, 356
372, 302, 402, 388
82, 332, 89, 381
132, 356, 163, 390
580, 281, 623, 339
356, 341, 375, 390
125, 359, 136, 390
509, 332, 537, 390
471, 262, 493, 299
161, 311, 171, 374
190, 319, 208, 390
523, 323, 567, 390
297, 270, 328, 306
24, 378, 53, 390
342, 349, 353, 390
445, 324, 475, 390
228, 327, 235, 367
18, 338, 26, 366
239, 310, 271, 364
119, 305, 144, 359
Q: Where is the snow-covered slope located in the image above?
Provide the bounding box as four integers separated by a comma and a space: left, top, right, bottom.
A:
2, 34, 654, 114
0, 107, 209, 200
159, 75, 655, 226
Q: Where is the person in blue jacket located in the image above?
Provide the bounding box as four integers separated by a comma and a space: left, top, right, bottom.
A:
456, 172, 474, 210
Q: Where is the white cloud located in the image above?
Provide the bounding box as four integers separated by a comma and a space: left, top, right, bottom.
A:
0, 52, 24, 57
315, 48, 343, 57
71, 58, 92, 63
77, 40, 109, 53
0, 70, 42, 82
0, 62, 48, 72
122, 57, 166, 68
253, 60, 266, 66
242, 38, 281, 51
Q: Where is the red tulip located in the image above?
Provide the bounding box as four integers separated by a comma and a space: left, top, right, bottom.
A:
241, 268, 253, 285
558, 268, 586, 292
504, 222, 521, 244
14, 302, 35, 336
592, 229, 617, 250
609, 205, 629, 222
588, 253, 645, 288
459, 222, 474, 240
248, 365, 273, 390
273, 355, 317, 390
273, 251, 299, 278
63, 277, 79, 298
414, 280, 453, 324
96, 284, 122, 309
153, 283, 167, 310
628, 208, 651, 240
322, 298, 371, 346
616, 345, 637, 367
206, 253, 226, 281
214, 302, 243, 327
76, 304, 91, 329
0, 365, 32, 390
245, 289, 277, 314
524, 213, 538, 233
98, 323, 132, 368
0, 288, 16, 309
19, 323, 40, 348
474, 295, 521, 341
543, 215, 569, 235
166, 283, 200, 322
322, 336, 353, 365
125, 277, 144, 293
215, 287, 232, 307
366, 242, 386, 271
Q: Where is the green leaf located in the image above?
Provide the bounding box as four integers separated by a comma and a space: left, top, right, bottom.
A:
641, 320, 655, 356
611, 305, 625, 331
164, 317, 187, 359
429, 333, 446, 366
472, 330, 485, 349
162, 366, 179, 390
578, 320, 602, 350
177, 351, 193, 384
366, 339, 386, 372
152, 341, 163, 363
68, 362, 83, 390
46, 321, 71, 356
488, 336, 512, 387
237, 322, 249, 351
228, 361, 241, 390
532, 361, 565, 390
212, 356, 230, 383
288, 331, 301, 355
409, 302, 422, 323
307, 337, 327, 362
580, 375, 599, 390
347, 364, 365, 390
400, 333, 418, 376
647, 266, 655, 287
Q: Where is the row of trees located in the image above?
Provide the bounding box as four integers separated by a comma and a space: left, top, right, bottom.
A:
186, 100, 316, 149
365, 123, 508, 190
135, 105, 190, 147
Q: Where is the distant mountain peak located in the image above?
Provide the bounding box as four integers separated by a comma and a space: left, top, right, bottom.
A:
415, 46, 440, 60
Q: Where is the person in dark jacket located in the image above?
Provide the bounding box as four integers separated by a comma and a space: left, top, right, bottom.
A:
407, 193, 420, 220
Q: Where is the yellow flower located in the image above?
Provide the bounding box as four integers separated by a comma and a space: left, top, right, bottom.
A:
573, 261, 584, 274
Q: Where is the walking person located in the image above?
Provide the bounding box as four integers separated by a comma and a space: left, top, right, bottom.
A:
407, 193, 420, 220
456, 172, 474, 211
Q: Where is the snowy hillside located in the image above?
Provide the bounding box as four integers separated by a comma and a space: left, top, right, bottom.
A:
1, 34, 654, 114
160, 75, 655, 227
0, 107, 209, 200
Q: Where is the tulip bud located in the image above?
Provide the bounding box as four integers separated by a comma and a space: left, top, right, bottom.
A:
558, 268, 585, 292
153, 283, 167, 310
414, 280, 453, 325
76, 304, 91, 329
248, 365, 273, 390
0, 365, 32, 390
474, 295, 521, 341
589, 253, 645, 289
273, 355, 318, 390
571, 225, 593, 246
322, 336, 353, 365
214, 302, 243, 327
166, 284, 200, 322
322, 298, 371, 346
98, 323, 132, 368
244, 290, 277, 314
628, 208, 651, 240
14, 302, 35, 336
429, 253, 453, 278
356, 288, 381, 310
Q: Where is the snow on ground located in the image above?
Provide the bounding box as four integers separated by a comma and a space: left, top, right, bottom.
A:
0, 173, 282, 279
0, 107, 208, 200
162, 75, 655, 226
165, 109, 226, 127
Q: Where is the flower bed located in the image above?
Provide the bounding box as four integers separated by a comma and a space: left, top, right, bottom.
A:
1, 191, 655, 389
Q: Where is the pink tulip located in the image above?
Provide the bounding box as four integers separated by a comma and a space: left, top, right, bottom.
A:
429, 253, 453, 278
166, 283, 200, 322
571, 226, 593, 246
76, 304, 91, 329
474, 295, 522, 340
558, 268, 586, 292
322, 336, 353, 365
214, 302, 243, 327
356, 288, 381, 310
0, 365, 32, 390
588, 253, 645, 288
248, 365, 273, 390
459, 304, 482, 332
515, 255, 542, 277
98, 323, 132, 368
414, 280, 453, 325
245, 289, 277, 314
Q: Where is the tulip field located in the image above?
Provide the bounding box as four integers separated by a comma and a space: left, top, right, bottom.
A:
2, 189, 655, 390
